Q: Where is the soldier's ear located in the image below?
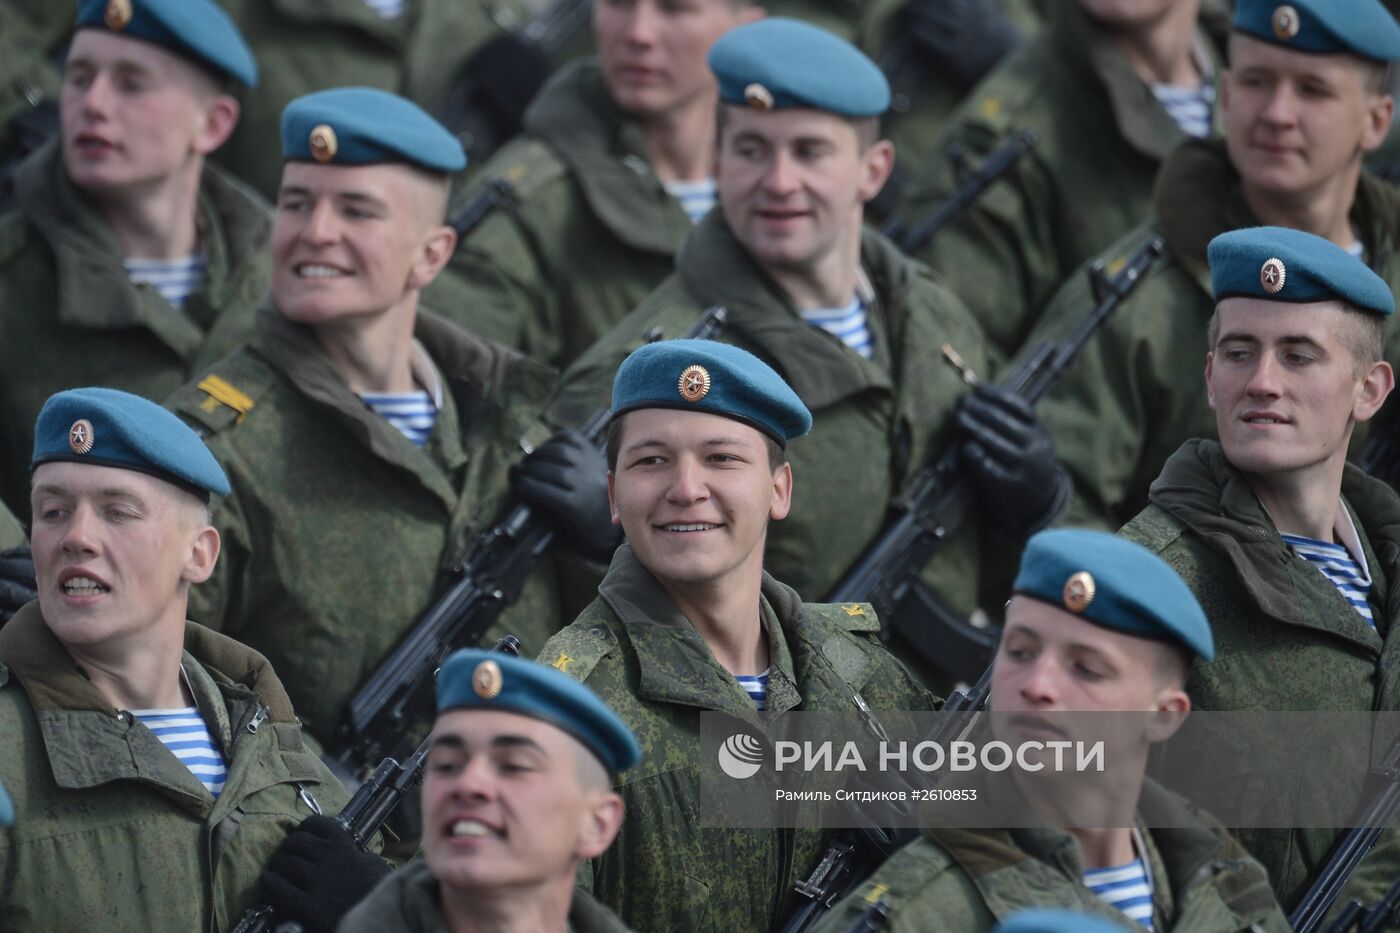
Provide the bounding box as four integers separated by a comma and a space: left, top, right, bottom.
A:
577, 791, 625, 860
1204, 352, 1217, 410
183, 524, 220, 586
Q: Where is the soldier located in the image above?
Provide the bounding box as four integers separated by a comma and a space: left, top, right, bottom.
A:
211, 0, 538, 202
0, 0, 269, 523
1022, 0, 1400, 532
548, 18, 1067, 672
0, 388, 386, 931
887, 0, 1224, 358
538, 338, 935, 933
341, 648, 638, 932
0, 499, 36, 624
423, 0, 763, 370
813, 529, 1289, 933
167, 88, 614, 755
1120, 227, 1400, 913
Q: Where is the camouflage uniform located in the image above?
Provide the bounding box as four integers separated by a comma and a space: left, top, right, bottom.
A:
889, 1, 1224, 358
0, 502, 23, 550
812, 778, 1287, 933
536, 544, 935, 933
0, 139, 271, 522
167, 307, 566, 749
339, 859, 633, 933
424, 59, 693, 372
0, 603, 349, 932
1024, 138, 1400, 531
547, 211, 1004, 629
213, 0, 526, 201
1120, 439, 1400, 914
0, 0, 70, 160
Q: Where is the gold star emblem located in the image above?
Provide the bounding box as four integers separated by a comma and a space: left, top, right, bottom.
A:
843, 605, 866, 617
678, 364, 712, 403
472, 659, 503, 700
68, 419, 95, 456
309, 125, 338, 163
551, 653, 574, 673
104, 0, 132, 30
1260, 257, 1287, 294
1272, 4, 1300, 40
1063, 572, 1096, 613
744, 83, 774, 111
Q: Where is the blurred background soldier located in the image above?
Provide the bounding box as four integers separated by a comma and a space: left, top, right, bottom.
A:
341, 648, 640, 932
0, 499, 37, 624
0, 388, 382, 932
426, 0, 763, 371
0, 0, 267, 525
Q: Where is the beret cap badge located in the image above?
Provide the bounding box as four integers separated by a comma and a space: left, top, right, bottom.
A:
678, 365, 712, 403
68, 420, 95, 456
472, 659, 503, 700
309, 125, 338, 163
1272, 4, 1300, 40
104, 0, 133, 30
1260, 257, 1287, 293
744, 83, 775, 110
1063, 571, 1096, 613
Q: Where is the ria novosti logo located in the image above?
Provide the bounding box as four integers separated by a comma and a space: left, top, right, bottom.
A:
718, 733, 765, 779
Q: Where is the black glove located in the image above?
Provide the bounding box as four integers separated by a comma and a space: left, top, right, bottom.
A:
512, 429, 622, 563
904, 0, 1023, 92
259, 814, 390, 933
0, 546, 37, 624
954, 383, 1069, 537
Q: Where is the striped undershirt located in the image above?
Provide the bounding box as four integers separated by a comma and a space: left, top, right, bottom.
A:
1151, 82, 1215, 139
123, 254, 206, 309
131, 707, 227, 798
1084, 859, 1154, 929
362, 0, 405, 17
1281, 534, 1375, 625
735, 670, 769, 711
802, 297, 873, 359
663, 178, 717, 225
361, 390, 438, 447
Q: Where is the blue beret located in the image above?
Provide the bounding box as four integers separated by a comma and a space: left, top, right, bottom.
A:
709, 18, 890, 118
1013, 529, 1214, 662
76, 0, 257, 88
995, 910, 1125, 933
31, 388, 230, 499
1233, 0, 1400, 62
436, 649, 640, 776
0, 779, 11, 828
281, 88, 466, 173
1209, 226, 1395, 316
611, 339, 813, 446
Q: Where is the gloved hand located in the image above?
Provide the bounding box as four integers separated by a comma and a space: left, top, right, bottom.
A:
904, 0, 1023, 92
0, 547, 37, 624
512, 430, 622, 563
954, 384, 1069, 537
259, 814, 390, 933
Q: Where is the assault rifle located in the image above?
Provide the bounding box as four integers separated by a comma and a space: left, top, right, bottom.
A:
433, 0, 592, 166
1290, 736, 1400, 932
232, 636, 522, 933
1357, 414, 1400, 492
1324, 873, 1400, 933
335, 307, 729, 777
0, 96, 57, 214
781, 671, 992, 933
449, 177, 516, 246
825, 236, 1165, 684
880, 129, 1037, 256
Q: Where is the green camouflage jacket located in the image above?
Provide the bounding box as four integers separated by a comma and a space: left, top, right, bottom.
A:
1120, 439, 1400, 914
0, 603, 349, 932
547, 211, 1007, 672
0, 139, 271, 522
213, 0, 526, 201
536, 544, 935, 933
888, 1, 1224, 358
338, 858, 633, 933
0, 501, 24, 550
0, 0, 70, 159
168, 307, 566, 750
1025, 138, 1400, 531
425, 59, 693, 372
812, 777, 1287, 932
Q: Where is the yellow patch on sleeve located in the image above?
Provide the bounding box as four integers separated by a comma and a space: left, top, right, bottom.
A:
198, 375, 255, 422
551, 653, 574, 672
